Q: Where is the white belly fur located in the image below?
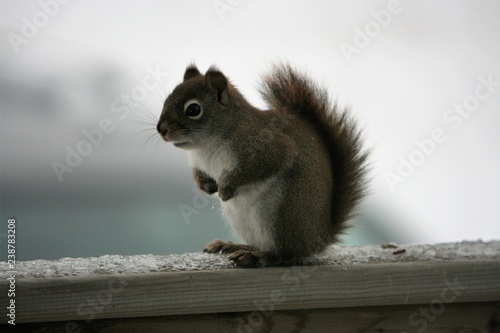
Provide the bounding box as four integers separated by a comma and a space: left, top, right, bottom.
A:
189, 147, 277, 251
188, 145, 232, 183
221, 177, 276, 251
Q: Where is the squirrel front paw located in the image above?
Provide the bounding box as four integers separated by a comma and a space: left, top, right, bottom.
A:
218, 183, 236, 201
199, 179, 218, 195
193, 169, 218, 195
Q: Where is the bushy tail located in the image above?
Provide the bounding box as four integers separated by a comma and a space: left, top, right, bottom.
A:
259, 63, 368, 237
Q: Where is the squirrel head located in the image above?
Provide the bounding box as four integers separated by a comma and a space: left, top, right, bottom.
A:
157, 64, 233, 150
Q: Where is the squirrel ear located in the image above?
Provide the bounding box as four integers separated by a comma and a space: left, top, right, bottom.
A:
205, 66, 228, 104
184, 64, 201, 81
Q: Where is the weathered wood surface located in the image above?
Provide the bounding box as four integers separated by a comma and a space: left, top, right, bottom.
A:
1, 260, 499, 324
2, 302, 499, 333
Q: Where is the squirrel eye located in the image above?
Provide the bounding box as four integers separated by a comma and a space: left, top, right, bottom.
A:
183, 99, 203, 120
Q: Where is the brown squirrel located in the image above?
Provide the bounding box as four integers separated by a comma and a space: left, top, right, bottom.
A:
157, 63, 368, 268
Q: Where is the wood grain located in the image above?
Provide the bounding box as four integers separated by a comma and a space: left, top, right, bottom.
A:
1, 260, 499, 324
1, 302, 498, 333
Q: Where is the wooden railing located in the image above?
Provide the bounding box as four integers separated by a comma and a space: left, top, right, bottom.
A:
1, 241, 499, 332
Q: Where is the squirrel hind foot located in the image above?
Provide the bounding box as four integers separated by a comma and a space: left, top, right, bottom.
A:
203, 240, 254, 254
229, 250, 303, 268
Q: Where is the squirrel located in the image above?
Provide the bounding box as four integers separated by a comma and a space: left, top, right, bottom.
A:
157, 63, 368, 268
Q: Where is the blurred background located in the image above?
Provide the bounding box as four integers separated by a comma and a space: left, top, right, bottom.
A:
0, 0, 499, 261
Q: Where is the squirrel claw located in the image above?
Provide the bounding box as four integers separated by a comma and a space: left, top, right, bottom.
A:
204, 240, 233, 253
200, 181, 218, 195
218, 186, 235, 201
229, 250, 261, 268
204, 240, 254, 254
204, 240, 237, 254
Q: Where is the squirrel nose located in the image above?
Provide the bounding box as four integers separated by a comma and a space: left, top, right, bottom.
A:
157, 122, 168, 138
